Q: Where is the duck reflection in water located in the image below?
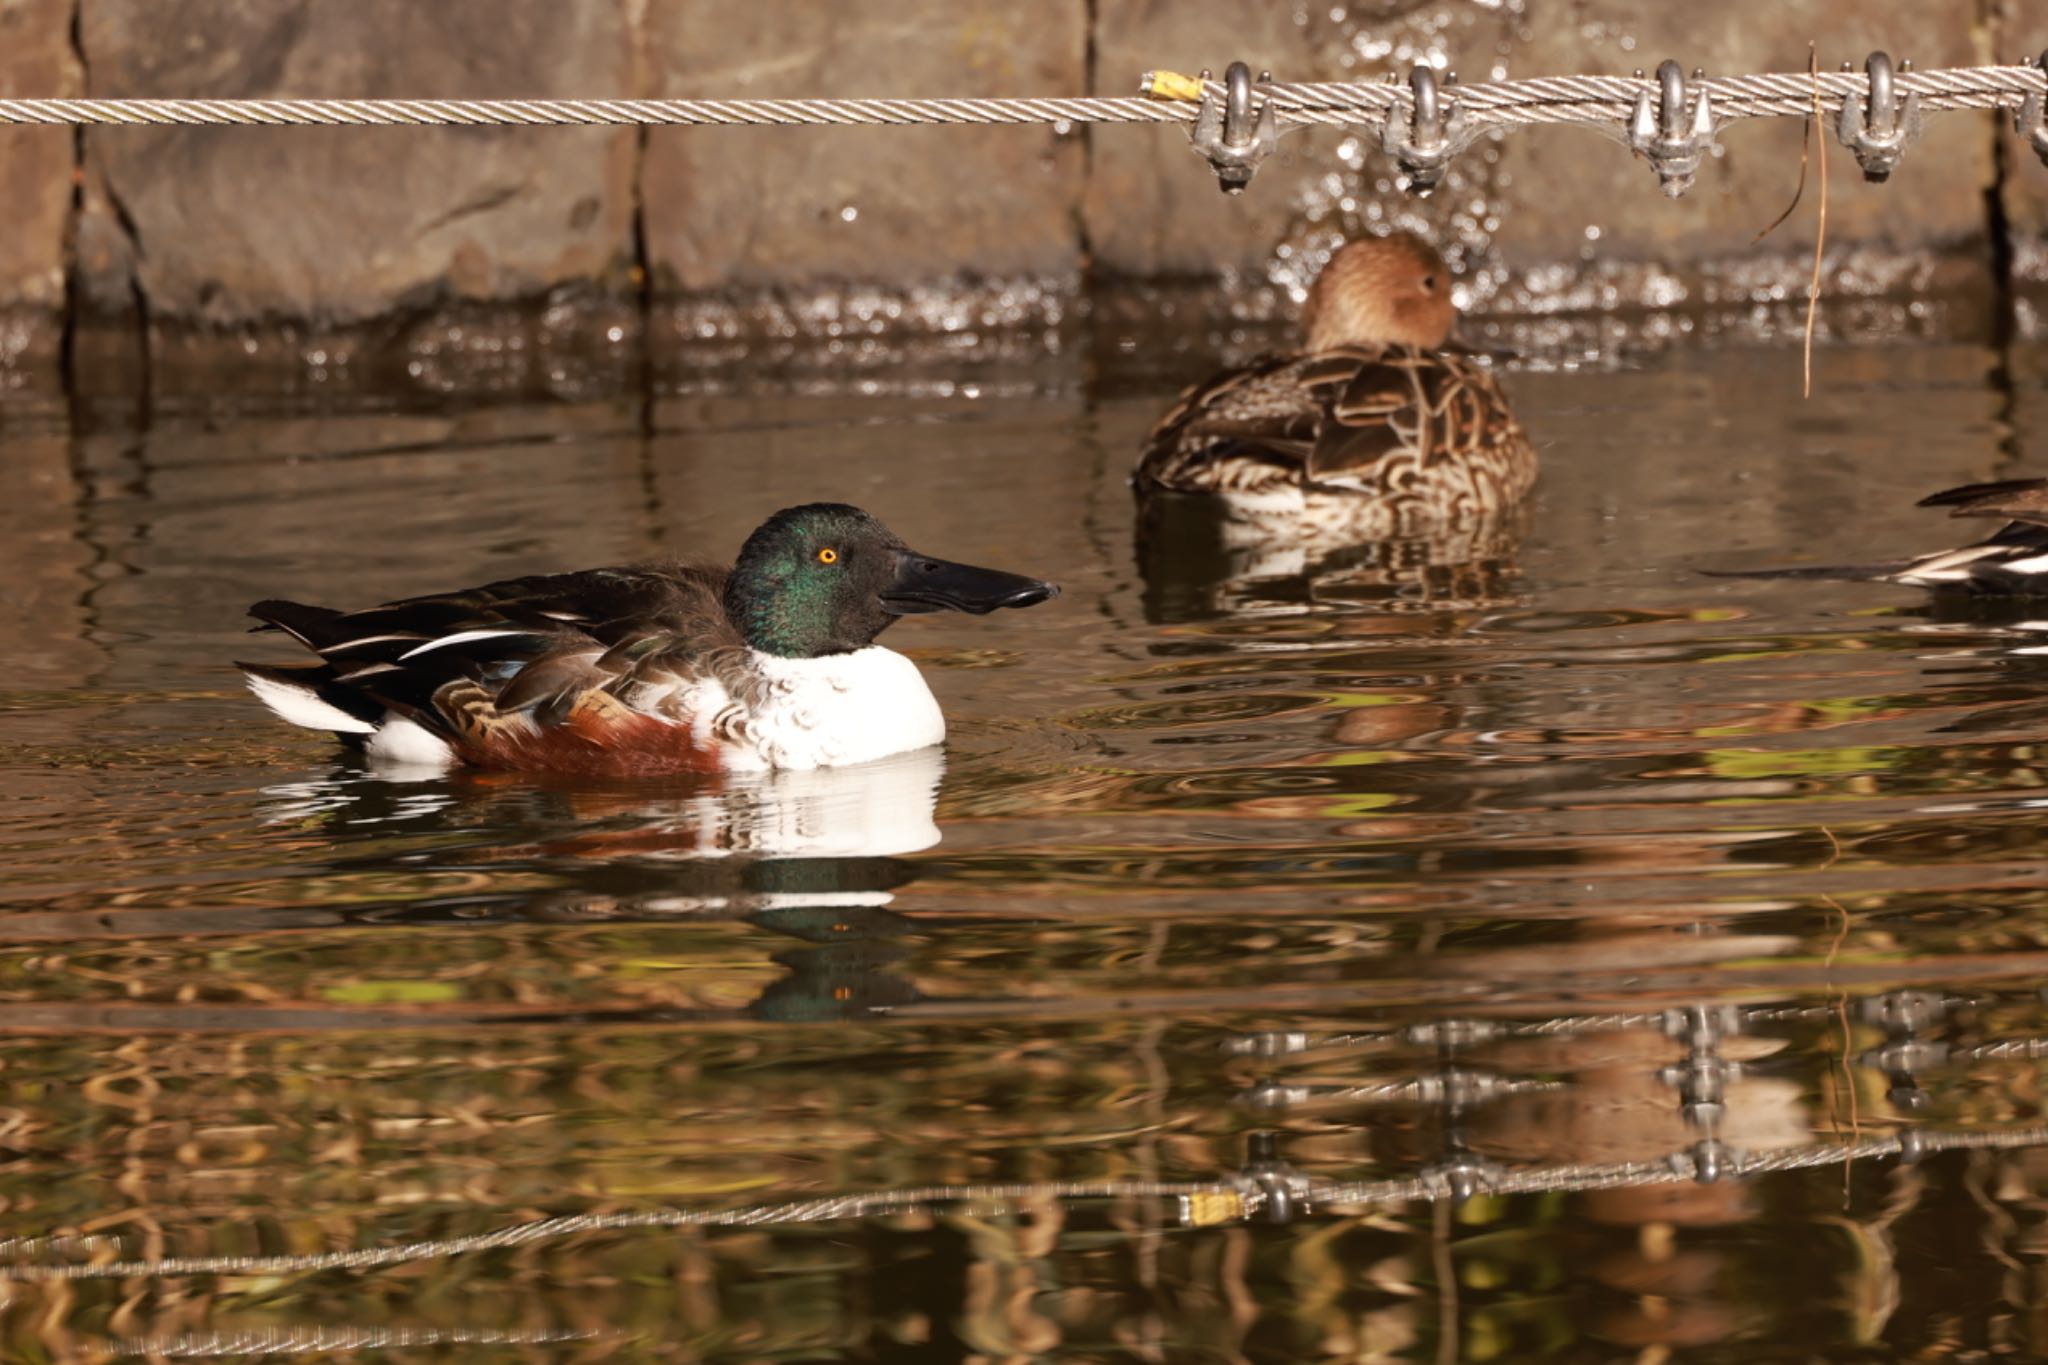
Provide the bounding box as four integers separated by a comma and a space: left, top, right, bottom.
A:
260, 747, 956, 1020
1133, 232, 1536, 619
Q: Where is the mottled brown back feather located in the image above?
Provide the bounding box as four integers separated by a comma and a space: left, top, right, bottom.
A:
1133, 342, 1535, 527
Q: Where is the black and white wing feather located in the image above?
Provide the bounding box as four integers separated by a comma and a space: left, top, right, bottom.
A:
238, 563, 748, 748
1712, 479, 2048, 597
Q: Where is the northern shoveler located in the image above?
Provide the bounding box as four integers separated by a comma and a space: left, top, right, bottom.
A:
1721, 479, 2048, 597
1133, 231, 1536, 544
239, 504, 1057, 774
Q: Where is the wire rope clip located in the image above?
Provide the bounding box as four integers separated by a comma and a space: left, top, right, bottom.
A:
1628, 59, 1716, 197
1189, 61, 1277, 193
1837, 51, 1922, 182
1381, 63, 1468, 194
2018, 51, 2048, 169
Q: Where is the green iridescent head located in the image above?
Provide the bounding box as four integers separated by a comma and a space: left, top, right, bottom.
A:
723, 504, 1057, 659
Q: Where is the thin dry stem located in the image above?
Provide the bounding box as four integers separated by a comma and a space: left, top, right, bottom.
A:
1752, 87, 1813, 245
1805, 45, 1827, 400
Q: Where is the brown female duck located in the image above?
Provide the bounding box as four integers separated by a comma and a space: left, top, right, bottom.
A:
1133, 232, 1535, 545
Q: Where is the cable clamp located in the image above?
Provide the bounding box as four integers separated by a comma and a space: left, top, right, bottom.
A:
1382, 64, 1471, 194
1628, 59, 1717, 197
1185, 61, 1278, 193
1836, 51, 1922, 182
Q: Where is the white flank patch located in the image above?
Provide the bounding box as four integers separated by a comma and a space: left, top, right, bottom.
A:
398, 629, 535, 661
732, 646, 945, 771
364, 717, 456, 769
243, 671, 376, 734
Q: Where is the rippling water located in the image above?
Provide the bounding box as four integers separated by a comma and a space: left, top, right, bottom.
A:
5, 340, 2048, 1358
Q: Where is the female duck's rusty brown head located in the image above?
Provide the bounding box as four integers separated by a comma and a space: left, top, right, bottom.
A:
1302, 231, 1457, 352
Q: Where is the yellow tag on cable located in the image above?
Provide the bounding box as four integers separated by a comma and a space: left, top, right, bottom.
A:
1142, 70, 1206, 102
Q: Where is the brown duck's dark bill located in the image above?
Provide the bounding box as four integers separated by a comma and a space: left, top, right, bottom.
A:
880, 550, 1059, 616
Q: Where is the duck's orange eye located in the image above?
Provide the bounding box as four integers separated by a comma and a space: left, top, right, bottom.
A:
818, 547, 839, 564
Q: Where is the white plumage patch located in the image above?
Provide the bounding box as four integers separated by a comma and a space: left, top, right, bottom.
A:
243, 668, 455, 770
728, 646, 946, 771
363, 717, 456, 769
244, 671, 376, 734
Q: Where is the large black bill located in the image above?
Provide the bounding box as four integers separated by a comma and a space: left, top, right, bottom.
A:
880, 549, 1059, 616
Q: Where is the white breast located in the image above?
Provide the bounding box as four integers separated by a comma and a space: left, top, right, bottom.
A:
726, 646, 946, 771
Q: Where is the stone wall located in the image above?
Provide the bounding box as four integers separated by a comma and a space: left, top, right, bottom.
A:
76, 0, 638, 322
0, 0, 2041, 370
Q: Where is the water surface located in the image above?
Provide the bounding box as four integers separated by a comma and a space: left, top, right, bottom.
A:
4, 340, 2048, 1358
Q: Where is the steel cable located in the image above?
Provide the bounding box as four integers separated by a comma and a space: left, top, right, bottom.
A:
0, 61, 2036, 131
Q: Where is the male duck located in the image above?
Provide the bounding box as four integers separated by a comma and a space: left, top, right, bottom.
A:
239, 504, 1057, 774
1723, 479, 2048, 597
1133, 231, 1535, 544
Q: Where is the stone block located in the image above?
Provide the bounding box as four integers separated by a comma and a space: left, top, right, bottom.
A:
2005, 144, 2048, 283
1085, 0, 1522, 278
0, 0, 82, 377
640, 0, 1088, 292
76, 0, 637, 326
0, 0, 80, 310
1088, 0, 1998, 310
1995, 0, 2048, 283
1493, 2, 1995, 275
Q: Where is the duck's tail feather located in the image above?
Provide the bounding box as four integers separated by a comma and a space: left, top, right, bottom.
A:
235, 661, 382, 734
247, 599, 346, 647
